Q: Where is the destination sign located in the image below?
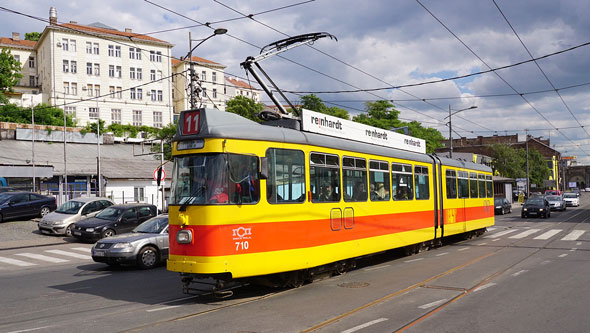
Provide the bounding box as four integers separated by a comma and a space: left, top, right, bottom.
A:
300, 109, 426, 154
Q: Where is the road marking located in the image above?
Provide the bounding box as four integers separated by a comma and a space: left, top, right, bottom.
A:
534, 229, 562, 240
435, 252, 449, 257
559, 254, 568, 258
457, 247, 469, 252
71, 247, 91, 253
511, 270, 528, 277
473, 283, 496, 292
364, 265, 390, 271
562, 230, 585, 241
485, 229, 519, 238
569, 248, 577, 252
510, 229, 540, 239
418, 299, 448, 309
5, 325, 54, 333
576, 242, 582, 246
478, 243, 488, 246
44, 249, 91, 260
404, 258, 424, 263
492, 239, 500, 242
341, 318, 388, 333
16, 253, 69, 263
0, 256, 37, 267
146, 305, 181, 312
487, 227, 497, 231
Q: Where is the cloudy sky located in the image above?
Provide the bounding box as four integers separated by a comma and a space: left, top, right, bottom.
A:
2, 0, 590, 162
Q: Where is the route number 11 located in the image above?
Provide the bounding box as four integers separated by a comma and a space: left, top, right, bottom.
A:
182, 111, 200, 135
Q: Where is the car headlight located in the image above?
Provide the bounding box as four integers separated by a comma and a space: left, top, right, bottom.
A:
177, 229, 193, 244
113, 242, 134, 251
86, 228, 95, 232
496, 206, 501, 209
523, 208, 528, 211
539, 209, 544, 211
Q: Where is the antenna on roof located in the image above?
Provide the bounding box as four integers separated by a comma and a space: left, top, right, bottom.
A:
241, 32, 337, 118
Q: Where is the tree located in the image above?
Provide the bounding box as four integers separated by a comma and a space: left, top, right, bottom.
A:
300, 94, 350, 119
153, 122, 177, 161
528, 148, 551, 187
225, 95, 264, 122
490, 144, 526, 179
352, 100, 445, 153
24, 32, 41, 41
0, 48, 23, 103
0, 103, 75, 126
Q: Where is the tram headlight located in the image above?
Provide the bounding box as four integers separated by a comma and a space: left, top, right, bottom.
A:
177, 229, 193, 244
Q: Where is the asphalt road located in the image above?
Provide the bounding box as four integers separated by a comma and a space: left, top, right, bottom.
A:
1, 196, 589, 332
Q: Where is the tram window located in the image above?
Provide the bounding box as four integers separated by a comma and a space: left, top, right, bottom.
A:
228, 154, 260, 204
266, 148, 305, 204
310, 152, 341, 203
392, 163, 413, 200
486, 175, 493, 197
458, 171, 469, 198
446, 170, 457, 199
478, 174, 486, 198
343, 157, 368, 202
369, 160, 390, 201
414, 166, 429, 200
469, 173, 478, 198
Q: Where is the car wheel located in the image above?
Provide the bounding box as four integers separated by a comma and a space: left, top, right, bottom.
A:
521, 213, 526, 218
509, 207, 512, 213
0, 213, 3, 223
137, 246, 159, 269
40, 207, 51, 217
65, 224, 73, 237
547, 211, 551, 218
500, 208, 504, 215
101, 229, 115, 238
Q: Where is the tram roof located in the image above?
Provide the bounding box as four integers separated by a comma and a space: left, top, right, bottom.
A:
174, 108, 491, 173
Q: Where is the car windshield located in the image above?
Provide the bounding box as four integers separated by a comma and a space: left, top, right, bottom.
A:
564, 193, 577, 198
133, 216, 168, 233
55, 200, 84, 214
526, 198, 544, 205
0, 194, 11, 204
95, 207, 123, 220
494, 198, 503, 204
546, 196, 560, 201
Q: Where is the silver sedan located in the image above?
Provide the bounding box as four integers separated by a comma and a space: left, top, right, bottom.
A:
91, 214, 168, 269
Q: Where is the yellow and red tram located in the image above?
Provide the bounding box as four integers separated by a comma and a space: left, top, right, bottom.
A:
167, 108, 494, 290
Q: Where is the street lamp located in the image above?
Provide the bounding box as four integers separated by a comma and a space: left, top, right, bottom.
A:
444, 105, 477, 159
187, 28, 227, 109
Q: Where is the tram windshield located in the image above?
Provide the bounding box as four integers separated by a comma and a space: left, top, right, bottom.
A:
170, 153, 260, 205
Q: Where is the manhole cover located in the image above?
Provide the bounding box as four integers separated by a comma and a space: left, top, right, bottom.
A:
338, 282, 370, 288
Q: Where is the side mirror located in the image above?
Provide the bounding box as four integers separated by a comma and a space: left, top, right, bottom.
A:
259, 157, 268, 180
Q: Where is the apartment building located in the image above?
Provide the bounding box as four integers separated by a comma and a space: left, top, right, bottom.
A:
225, 76, 262, 103
3, 7, 174, 128
171, 56, 227, 114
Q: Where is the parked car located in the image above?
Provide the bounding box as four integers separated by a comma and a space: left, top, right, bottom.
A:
545, 195, 566, 211
72, 203, 157, 242
494, 197, 512, 215
522, 197, 550, 218
91, 214, 168, 269
0, 187, 16, 193
563, 192, 580, 207
0, 192, 57, 223
37, 197, 114, 236
544, 190, 561, 196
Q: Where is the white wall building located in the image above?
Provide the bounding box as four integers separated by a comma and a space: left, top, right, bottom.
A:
225, 76, 262, 103
172, 56, 226, 114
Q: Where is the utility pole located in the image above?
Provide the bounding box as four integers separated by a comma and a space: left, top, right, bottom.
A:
188, 29, 227, 109
449, 105, 452, 158
63, 92, 68, 203
526, 130, 530, 197
31, 98, 36, 192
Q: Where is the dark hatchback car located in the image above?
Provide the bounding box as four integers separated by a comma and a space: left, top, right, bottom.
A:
72, 203, 157, 242
521, 197, 550, 218
0, 192, 57, 222
494, 197, 512, 215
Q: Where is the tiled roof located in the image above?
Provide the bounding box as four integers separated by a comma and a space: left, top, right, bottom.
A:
0, 37, 36, 48
225, 77, 259, 90
58, 23, 171, 45
171, 56, 222, 67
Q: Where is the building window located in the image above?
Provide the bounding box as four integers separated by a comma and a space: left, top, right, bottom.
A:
65, 106, 76, 117
29, 75, 36, 87
71, 61, 77, 73
137, 68, 142, 80
93, 43, 99, 55
86, 42, 92, 54
212, 88, 217, 98
212, 72, 217, 83
157, 90, 163, 101
70, 40, 76, 52
89, 107, 99, 120
202, 88, 207, 98
149, 50, 156, 61
94, 85, 100, 97
108, 45, 114, 57
111, 109, 121, 124
63, 82, 70, 95
62, 38, 69, 51
156, 51, 162, 62
157, 70, 162, 80
130, 88, 136, 99
109, 65, 115, 78
137, 88, 143, 100
130, 67, 136, 79
115, 45, 121, 57
133, 110, 142, 126
134, 187, 145, 201
94, 63, 100, 76
129, 47, 141, 59
87, 84, 93, 96
201, 71, 206, 81
109, 86, 115, 98
63, 60, 69, 73
116, 66, 122, 78
86, 62, 92, 75
153, 111, 162, 128
116, 87, 122, 99
150, 70, 155, 81
150, 90, 156, 101
14, 55, 20, 64
71, 82, 77, 96
28, 57, 35, 68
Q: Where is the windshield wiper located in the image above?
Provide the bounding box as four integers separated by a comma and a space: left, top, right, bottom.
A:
179, 185, 206, 212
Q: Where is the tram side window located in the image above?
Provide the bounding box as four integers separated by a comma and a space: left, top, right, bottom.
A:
343, 157, 368, 202
478, 174, 486, 198
266, 148, 305, 204
446, 170, 457, 199
414, 166, 429, 200
228, 154, 260, 204
486, 175, 493, 197
469, 172, 479, 198
458, 171, 469, 198
369, 160, 390, 201
310, 153, 341, 202
392, 163, 413, 200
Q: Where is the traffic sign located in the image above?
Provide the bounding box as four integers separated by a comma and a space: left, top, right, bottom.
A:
153, 167, 165, 181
